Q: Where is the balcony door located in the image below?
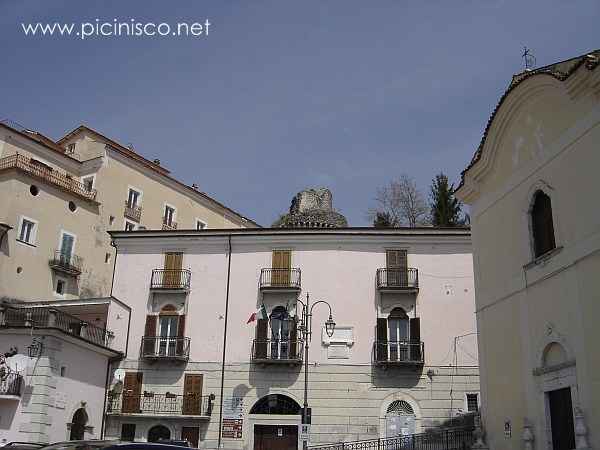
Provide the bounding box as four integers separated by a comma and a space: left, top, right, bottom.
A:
182, 374, 203, 415
159, 314, 179, 356
127, 188, 140, 208
270, 306, 291, 359
60, 232, 75, 264
163, 252, 183, 288
386, 250, 407, 287
122, 372, 143, 413
272, 250, 291, 286
388, 308, 409, 362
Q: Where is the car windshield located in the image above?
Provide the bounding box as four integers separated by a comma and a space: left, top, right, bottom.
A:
40, 441, 120, 450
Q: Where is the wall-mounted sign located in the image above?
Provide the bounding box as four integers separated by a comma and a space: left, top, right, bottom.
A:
222, 419, 243, 439
223, 396, 244, 419
299, 424, 310, 441
504, 420, 511, 438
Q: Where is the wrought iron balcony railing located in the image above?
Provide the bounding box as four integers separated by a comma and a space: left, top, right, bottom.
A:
124, 201, 142, 222
0, 154, 98, 201
141, 336, 190, 360
107, 392, 214, 417
162, 219, 178, 230
0, 372, 23, 397
373, 340, 424, 365
376, 268, 419, 290
150, 269, 191, 290
49, 250, 83, 276
259, 268, 301, 290
252, 339, 304, 364
0, 304, 114, 349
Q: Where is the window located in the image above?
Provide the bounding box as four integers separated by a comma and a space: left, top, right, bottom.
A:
531, 190, 556, 258
388, 308, 409, 361
121, 424, 136, 442
59, 232, 76, 263
56, 279, 66, 295
127, 188, 141, 208
196, 219, 207, 230
17, 217, 37, 245
466, 393, 479, 412
60, 366, 67, 377
66, 143, 76, 154
164, 205, 176, 226
124, 221, 136, 231
81, 176, 94, 192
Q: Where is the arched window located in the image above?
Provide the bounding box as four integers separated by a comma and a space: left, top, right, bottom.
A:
375, 308, 421, 363
531, 190, 556, 258
148, 425, 171, 442
250, 394, 300, 415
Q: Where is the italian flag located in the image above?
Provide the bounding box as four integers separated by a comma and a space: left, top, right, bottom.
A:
247, 304, 268, 324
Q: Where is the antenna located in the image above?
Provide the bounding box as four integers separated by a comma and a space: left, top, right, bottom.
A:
522, 46, 536, 70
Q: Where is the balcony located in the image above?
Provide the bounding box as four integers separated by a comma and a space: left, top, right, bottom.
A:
0, 154, 98, 202
162, 219, 178, 230
376, 268, 419, 292
0, 304, 114, 349
373, 341, 424, 366
141, 337, 190, 361
0, 373, 23, 399
106, 392, 214, 419
259, 268, 301, 291
49, 250, 83, 276
150, 269, 191, 291
124, 201, 142, 222
252, 339, 304, 365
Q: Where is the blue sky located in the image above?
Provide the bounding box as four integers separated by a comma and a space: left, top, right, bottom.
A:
1, 0, 598, 226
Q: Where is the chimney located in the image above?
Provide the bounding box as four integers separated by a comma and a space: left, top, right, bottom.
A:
153, 159, 161, 165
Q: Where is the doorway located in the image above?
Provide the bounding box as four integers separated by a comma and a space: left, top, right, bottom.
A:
385, 400, 416, 437
69, 408, 88, 440
181, 427, 199, 448
148, 425, 171, 442
254, 425, 298, 450
548, 387, 575, 450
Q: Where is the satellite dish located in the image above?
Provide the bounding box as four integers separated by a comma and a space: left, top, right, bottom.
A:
113, 368, 125, 382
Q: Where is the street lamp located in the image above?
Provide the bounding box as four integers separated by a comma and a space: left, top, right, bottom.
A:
296, 293, 335, 450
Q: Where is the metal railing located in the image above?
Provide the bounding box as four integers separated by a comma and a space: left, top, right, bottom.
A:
309, 427, 474, 450
373, 341, 424, 364
0, 372, 23, 396
150, 269, 191, 290
0, 304, 114, 348
141, 336, 190, 360
259, 268, 301, 289
252, 339, 304, 362
162, 219, 178, 230
0, 154, 98, 201
376, 268, 419, 290
124, 201, 142, 222
49, 250, 83, 276
107, 392, 213, 416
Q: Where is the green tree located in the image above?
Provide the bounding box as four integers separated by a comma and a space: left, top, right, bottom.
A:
429, 173, 464, 227
373, 211, 396, 228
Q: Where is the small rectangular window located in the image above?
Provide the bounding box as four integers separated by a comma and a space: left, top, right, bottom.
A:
196, 219, 207, 230
18, 218, 37, 245
60, 366, 66, 377
56, 279, 65, 295
82, 176, 94, 192
121, 424, 136, 441
124, 221, 136, 231
164, 205, 175, 226
105, 252, 111, 264
127, 188, 141, 208
466, 393, 479, 412
66, 143, 76, 153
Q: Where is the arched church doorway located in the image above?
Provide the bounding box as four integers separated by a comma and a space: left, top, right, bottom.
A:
148, 425, 171, 442
385, 400, 416, 437
69, 408, 88, 440
251, 394, 300, 450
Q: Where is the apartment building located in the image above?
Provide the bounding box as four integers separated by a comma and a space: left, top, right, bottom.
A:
105, 227, 480, 450
455, 50, 599, 450
0, 122, 258, 302
0, 297, 130, 444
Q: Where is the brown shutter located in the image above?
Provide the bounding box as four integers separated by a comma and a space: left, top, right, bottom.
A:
182, 374, 203, 415
143, 315, 157, 356
376, 318, 388, 362
164, 252, 183, 287
289, 319, 298, 359
387, 250, 407, 286
176, 315, 186, 355
409, 318, 422, 362
255, 318, 268, 359
272, 250, 291, 286
122, 372, 143, 413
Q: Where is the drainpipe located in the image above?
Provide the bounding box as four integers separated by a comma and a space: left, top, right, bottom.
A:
217, 235, 233, 449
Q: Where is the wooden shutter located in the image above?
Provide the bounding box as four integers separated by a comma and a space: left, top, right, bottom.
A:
176, 315, 186, 355
289, 319, 298, 359
182, 374, 203, 415
386, 250, 407, 286
122, 372, 143, 413
164, 252, 183, 287
255, 318, 268, 358
143, 315, 157, 356
409, 318, 421, 362
376, 318, 388, 362
272, 250, 291, 286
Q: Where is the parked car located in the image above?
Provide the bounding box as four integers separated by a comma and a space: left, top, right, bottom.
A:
2, 443, 46, 450
156, 441, 189, 448
40, 443, 189, 450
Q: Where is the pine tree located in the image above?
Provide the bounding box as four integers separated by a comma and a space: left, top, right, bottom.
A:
429, 173, 464, 227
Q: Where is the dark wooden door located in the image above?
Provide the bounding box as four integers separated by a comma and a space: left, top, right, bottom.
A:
254, 425, 298, 450
122, 372, 143, 413
549, 387, 575, 450
182, 374, 203, 415
181, 426, 200, 448
386, 250, 407, 286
